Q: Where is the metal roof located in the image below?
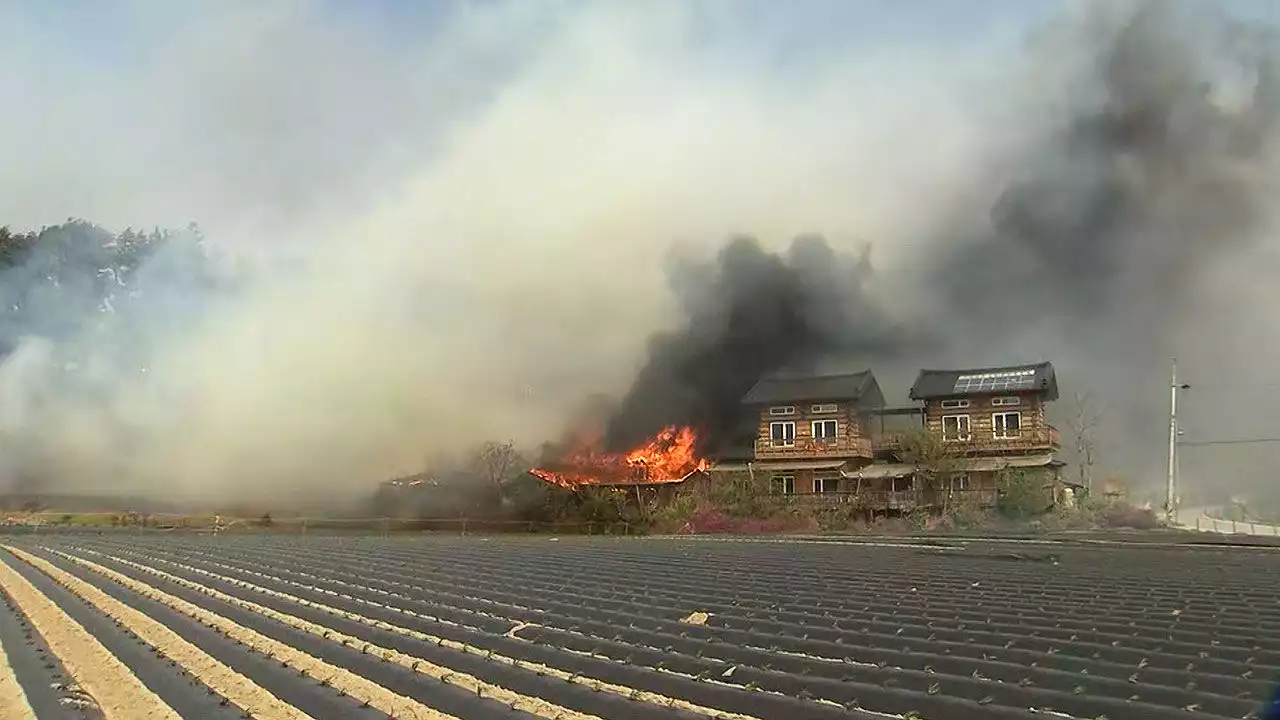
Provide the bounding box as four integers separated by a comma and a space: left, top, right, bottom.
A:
841, 453, 1062, 479
842, 463, 915, 480
740, 370, 878, 405
952, 453, 1061, 472
910, 361, 1058, 401
747, 460, 849, 471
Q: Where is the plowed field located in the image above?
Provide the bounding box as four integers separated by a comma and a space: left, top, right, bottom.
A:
0, 533, 1274, 719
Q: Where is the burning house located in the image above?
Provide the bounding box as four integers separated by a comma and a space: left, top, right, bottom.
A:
528, 361, 1074, 516
528, 425, 710, 505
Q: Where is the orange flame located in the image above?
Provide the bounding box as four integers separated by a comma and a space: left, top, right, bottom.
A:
531, 425, 707, 489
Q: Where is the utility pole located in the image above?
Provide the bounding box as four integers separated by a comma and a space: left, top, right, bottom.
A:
1166, 359, 1190, 525
1166, 358, 1177, 524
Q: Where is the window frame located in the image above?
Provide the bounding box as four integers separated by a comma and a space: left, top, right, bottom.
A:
949, 473, 969, 491
940, 399, 971, 410
810, 403, 839, 414
811, 419, 839, 443
769, 405, 796, 416
992, 411, 1022, 439
941, 414, 972, 441
991, 396, 1021, 407
773, 475, 795, 494
814, 476, 840, 493
890, 476, 915, 493
769, 421, 797, 447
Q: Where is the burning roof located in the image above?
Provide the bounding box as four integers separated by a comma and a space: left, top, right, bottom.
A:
530, 425, 708, 490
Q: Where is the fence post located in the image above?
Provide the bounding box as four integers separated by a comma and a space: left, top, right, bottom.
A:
381, 517, 390, 537
301, 518, 307, 535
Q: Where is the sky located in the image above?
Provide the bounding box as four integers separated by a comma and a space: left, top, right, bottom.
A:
1, 0, 1279, 509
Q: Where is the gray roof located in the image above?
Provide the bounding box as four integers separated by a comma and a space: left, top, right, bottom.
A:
952, 453, 1062, 472
842, 463, 915, 480
909, 361, 1058, 401
740, 370, 877, 405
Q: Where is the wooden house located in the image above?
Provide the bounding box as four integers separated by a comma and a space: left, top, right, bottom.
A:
909, 362, 1061, 456
841, 362, 1065, 513
736, 370, 885, 495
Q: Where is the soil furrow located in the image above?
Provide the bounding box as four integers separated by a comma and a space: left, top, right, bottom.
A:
75, 547, 853, 720
118, 543, 1261, 716
0, 549, 179, 720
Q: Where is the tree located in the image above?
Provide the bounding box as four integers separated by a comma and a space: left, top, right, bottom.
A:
472, 440, 527, 509
1067, 392, 1104, 494
899, 430, 962, 512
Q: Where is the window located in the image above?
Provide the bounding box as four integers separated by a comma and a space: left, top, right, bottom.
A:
941, 399, 971, 410
949, 474, 969, 491
942, 414, 971, 441
811, 419, 838, 444
769, 406, 796, 416
772, 475, 795, 494
993, 411, 1021, 439
991, 396, 1021, 407
814, 476, 840, 493
811, 403, 839, 414
770, 421, 796, 447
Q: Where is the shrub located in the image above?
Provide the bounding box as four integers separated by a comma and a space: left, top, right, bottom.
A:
1097, 503, 1161, 529
997, 470, 1051, 519
949, 499, 993, 529
678, 508, 818, 535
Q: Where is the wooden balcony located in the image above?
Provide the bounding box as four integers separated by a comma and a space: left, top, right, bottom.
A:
944, 426, 1059, 454
754, 435, 873, 460
873, 427, 1059, 455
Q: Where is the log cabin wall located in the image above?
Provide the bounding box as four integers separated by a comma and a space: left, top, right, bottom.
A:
922, 391, 1058, 453
753, 400, 874, 460
765, 468, 815, 493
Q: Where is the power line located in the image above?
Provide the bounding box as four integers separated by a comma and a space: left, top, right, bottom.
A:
1178, 438, 1280, 447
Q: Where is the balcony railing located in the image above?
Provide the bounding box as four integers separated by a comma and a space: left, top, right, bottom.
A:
754, 436, 873, 459
872, 426, 1060, 454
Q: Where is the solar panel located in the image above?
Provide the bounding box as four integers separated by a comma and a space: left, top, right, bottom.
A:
953, 369, 1037, 394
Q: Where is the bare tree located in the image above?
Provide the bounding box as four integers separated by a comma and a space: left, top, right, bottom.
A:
473, 440, 525, 508
1068, 392, 1104, 494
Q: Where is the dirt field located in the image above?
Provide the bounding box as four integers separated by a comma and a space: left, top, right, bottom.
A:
0, 532, 1274, 719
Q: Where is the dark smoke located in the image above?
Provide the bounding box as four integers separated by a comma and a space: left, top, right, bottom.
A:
602, 1, 1280, 504
936, 1, 1277, 332
602, 234, 922, 455
922, 0, 1280, 494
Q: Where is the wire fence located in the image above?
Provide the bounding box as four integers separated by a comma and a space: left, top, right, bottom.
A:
0, 511, 640, 536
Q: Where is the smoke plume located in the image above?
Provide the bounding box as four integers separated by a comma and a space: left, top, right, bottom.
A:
603, 234, 922, 454
0, 0, 1277, 509
602, 0, 1280, 506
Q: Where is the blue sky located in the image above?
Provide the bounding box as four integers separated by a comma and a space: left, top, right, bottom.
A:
14, 0, 1280, 91
10, 0, 1280, 75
